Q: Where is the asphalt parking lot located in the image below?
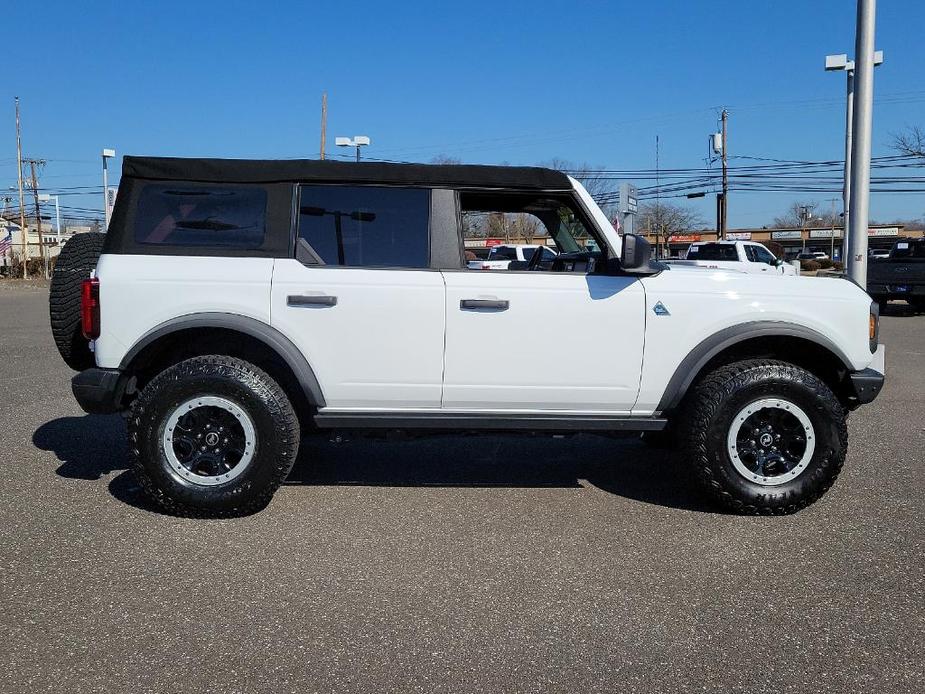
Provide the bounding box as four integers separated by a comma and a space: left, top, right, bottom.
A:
0, 283, 922, 694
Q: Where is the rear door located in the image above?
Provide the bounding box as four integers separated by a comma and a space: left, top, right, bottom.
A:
271, 185, 446, 410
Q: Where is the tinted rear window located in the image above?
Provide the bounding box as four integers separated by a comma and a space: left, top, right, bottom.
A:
298, 185, 430, 268
133, 184, 267, 248
488, 246, 518, 261
688, 243, 738, 261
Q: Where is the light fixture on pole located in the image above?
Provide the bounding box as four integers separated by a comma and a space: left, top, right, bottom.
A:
335, 136, 370, 162
38, 193, 61, 246
825, 48, 882, 272
101, 148, 116, 230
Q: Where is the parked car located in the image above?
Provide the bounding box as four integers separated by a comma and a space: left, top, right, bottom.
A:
671, 241, 797, 275
796, 251, 830, 261
471, 244, 557, 270
867, 238, 925, 312
50, 156, 884, 517
868, 248, 891, 260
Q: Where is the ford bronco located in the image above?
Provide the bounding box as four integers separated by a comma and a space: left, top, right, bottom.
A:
49, 157, 885, 516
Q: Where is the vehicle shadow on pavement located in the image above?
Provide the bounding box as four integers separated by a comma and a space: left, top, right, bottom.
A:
288, 434, 723, 514
32, 415, 158, 512
33, 418, 721, 514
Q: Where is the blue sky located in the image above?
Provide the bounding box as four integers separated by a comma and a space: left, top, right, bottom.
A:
3, 0, 924, 228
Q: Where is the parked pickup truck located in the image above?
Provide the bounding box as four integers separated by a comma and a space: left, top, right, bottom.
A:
469, 244, 557, 270
49, 157, 884, 518
670, 241, 797, 275
867, 238, 925, 312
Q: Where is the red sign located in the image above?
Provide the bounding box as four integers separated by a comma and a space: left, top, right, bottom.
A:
485, 238, 504, 247
671, 234, 702, 243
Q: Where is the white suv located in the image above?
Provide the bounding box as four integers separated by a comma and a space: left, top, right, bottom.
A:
50, 157, 885, 517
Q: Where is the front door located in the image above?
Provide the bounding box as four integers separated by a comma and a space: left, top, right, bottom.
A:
441, 271, 645, 412
441, 190, 646, 413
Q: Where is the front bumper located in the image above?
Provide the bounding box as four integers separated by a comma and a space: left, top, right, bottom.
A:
72, 368, 128, 414
846, 344, 885, 406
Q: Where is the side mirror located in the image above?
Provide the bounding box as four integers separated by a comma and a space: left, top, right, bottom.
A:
774, 258, 783, 267
620, 234, 656, 273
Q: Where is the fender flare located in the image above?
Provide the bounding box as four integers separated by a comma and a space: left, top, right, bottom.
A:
120, 313, 326, 407
655, 321, 853, 413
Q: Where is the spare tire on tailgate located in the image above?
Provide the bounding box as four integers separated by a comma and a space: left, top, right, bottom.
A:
49, 232, 106, 370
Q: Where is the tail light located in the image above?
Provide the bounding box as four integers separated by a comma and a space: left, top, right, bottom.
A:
869, 301, 879, 353
81, 277, 100, 340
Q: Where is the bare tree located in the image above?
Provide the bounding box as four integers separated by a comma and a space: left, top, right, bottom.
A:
892, 126, 925, 157
772, 202, 839, 229
637, 201, 704, 250
540, 158, 617, 219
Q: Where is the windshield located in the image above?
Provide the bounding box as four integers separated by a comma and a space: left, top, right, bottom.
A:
891, 240, 925, 259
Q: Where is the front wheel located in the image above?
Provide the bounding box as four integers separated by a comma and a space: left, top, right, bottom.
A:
680, 360, 847, 515
128, 355, 300, 517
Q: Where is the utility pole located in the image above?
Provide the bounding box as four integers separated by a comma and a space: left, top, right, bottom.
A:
655, 135, 660, 257
26, 159, 48, 277
319, 92, 327, 160
828, 197, 839, 260
15, 97, 28, 278
846, 0, 876, 288
720, 109, 728, 238
799, 204, 815, 251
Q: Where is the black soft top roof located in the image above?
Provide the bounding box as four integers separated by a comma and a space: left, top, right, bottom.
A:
122, 156, 573, 191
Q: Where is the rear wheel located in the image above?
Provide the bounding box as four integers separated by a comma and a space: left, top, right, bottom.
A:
128, 355, 300, 517
681, 359, 847, 514
909, 297, 925, 314
49, 232, 105, 370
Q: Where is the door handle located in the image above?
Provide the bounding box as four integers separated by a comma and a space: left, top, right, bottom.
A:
288, 294, 337, 307
460, 299, 509, 311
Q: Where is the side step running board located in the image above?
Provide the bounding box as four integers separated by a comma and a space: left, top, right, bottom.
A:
313, 412, 667, 432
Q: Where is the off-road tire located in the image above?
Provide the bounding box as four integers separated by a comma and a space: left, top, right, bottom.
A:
681, 359, 847, 515
909, 297, 925, 314
128, 355, 300, 517
49, 232, 105, 370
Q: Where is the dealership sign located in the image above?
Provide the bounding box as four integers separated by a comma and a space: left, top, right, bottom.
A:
869, 227, 899, 236
771, 230, 802, 240
671, 234, 701, 243
485, 238, 504, 247
810, 229, 843, 239
727, 232, 751, 240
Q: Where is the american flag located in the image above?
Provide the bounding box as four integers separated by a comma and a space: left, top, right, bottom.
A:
0, 227, 13, 254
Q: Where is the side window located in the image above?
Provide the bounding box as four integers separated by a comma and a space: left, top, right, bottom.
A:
298, 186, 430, 268
754, 246, 778, 265
744, 245, 759, 262
134, 183, 267, 248
458, 192, 600, 272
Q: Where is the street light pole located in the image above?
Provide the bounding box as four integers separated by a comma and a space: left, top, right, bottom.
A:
843, 67, 854, 241
335, 136, 370, 162
847, 0, 877, 288
826, 47, 882, 279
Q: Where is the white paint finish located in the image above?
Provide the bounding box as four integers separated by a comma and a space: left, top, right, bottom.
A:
441, 270, 646, 411
633, 267, 879, 414
270, 259, 446, 409
93, 254, 274, 368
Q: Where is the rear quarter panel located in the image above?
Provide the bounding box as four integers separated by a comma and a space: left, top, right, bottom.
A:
92, 254, 273, 368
